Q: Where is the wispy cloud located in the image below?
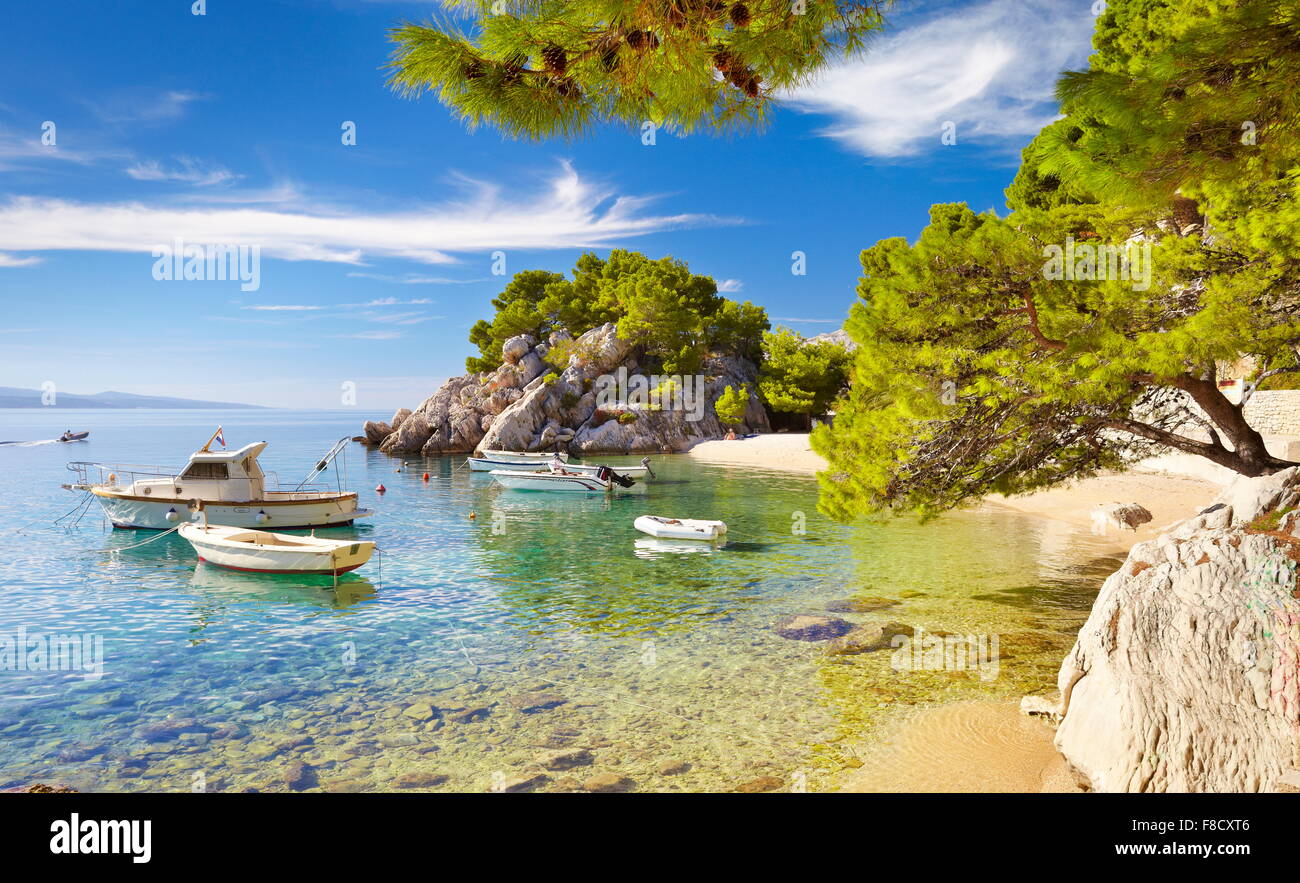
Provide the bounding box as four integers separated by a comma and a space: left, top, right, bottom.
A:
338, 330, 405, 340
0, 163, 732, 265
90, 89, 207, 125
0, 252, 42, 267
716, 278, 743, 293
345, 297, 435, 306
126, 156, 239, 187
346, 271, 484, 285
784, 0, 1093, 157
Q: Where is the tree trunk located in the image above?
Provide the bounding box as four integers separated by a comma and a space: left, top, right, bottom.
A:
1173, 375, 1293, 476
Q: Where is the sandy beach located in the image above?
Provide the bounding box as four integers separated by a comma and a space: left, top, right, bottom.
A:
692, 433, 1231, 792
690, 432, 1224, 553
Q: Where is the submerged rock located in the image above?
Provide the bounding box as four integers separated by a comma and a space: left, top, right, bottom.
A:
1054, 468, 1300, 792
583, 772, 635, 793
540, 749, 594, 771
506, 692, 567, 713
735, 775, 784, 793
773, 615, 852, 642
824, 622, 915, 656
282, 760, 317, 791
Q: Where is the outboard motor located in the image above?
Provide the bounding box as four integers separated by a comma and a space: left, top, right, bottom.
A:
640, 456, 655, 479
595, 465, 636, 488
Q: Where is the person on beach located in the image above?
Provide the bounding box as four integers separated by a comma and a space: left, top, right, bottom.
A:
725, 428, 737, 441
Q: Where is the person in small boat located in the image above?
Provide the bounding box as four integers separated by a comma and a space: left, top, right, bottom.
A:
60, 430, 72, 441
548, 453, 572, 476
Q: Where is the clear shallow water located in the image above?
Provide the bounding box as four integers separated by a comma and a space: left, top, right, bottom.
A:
0, 410, 1119, 792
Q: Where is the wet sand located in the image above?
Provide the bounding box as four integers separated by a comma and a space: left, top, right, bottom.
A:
839, 700, 1082, 793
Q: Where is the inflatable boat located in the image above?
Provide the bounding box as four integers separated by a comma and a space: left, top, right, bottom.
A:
633, 515, 727, 540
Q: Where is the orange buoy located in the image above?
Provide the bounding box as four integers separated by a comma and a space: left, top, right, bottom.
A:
422, 472, 430, 481
469, 511, 477, 520
375, 484, 386, 493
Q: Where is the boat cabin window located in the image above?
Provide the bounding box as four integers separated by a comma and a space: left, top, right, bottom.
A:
181, 462, 229, 480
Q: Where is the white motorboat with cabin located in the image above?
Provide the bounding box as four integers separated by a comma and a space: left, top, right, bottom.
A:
467, 451, 570, 471
489, 465, 645, 493
179, 522, 375, 575
64, 430, 373, 530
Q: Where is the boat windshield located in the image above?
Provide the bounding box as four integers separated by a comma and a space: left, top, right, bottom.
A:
181, 463, 229, 480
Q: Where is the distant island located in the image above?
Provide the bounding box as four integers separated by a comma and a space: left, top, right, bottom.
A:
0, 387, 266, 409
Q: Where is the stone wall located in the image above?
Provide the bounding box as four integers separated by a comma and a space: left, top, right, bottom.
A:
1244, 390, 1300, 436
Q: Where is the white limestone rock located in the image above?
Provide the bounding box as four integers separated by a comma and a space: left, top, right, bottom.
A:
1054, 471, 1300, 792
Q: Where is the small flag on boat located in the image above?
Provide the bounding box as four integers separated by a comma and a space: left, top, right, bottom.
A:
214, 427, 226, 448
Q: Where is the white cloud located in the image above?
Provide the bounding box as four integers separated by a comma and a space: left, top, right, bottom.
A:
717, 278, 743, 293
784, 0, 1094, 157
0, 252, 41, 267
0, 163, 731, 265
346, 271, 483, 285
127, 156, 239, 187
92, 89, 206, 125
346, 297, 435, 306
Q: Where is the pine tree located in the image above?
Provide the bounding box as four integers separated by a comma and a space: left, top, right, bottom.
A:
386, 1, 887, 139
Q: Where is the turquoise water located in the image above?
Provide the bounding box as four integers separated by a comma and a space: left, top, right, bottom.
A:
0, 410, 1118, 792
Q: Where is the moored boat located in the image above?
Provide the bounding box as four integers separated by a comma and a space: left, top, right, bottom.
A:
634, 515, 727, 540
179, 523, 374, 575
467, 452, 570, 471
479, 449, 568, 462
64, 430, 372, 530
470, 456, 652, 479
489, 466, 644, 493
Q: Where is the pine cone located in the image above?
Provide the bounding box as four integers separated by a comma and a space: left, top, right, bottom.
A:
712, 47, 734, 72
730, 3, 751, 27
600, 46, 620, 71
541, 44, 567, 74
464, 59, 484, 80
554, 78, 580, 99
626, 29, 648, 50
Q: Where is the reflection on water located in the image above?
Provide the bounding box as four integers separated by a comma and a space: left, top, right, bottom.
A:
0, 410, 1113, 792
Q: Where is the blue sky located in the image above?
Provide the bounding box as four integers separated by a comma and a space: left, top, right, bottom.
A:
0, 0, 1096, 409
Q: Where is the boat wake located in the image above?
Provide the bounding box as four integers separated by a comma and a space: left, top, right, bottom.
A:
0, 438, 67, 447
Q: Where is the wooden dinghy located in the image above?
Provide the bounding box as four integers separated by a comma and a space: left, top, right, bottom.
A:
634, 515, 727, 540
179, 523, 375, 575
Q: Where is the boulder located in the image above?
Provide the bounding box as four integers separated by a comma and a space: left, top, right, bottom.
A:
824, 622, 915, 655
501, 334, 534, 365
1090, 502, 1154, 533
390, 408, 413, 432
773, 615, 853, 642
1053, 469, 1300, 792
379, 412, 432, 455
362, 420, 391, 445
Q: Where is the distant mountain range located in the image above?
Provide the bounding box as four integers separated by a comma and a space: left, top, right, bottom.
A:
0, 387, 266, 409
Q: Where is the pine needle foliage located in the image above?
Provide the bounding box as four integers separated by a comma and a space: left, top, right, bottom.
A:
387, 1, 888, 138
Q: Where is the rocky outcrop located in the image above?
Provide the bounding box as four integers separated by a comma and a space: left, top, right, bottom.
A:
1052, 467, 1300, 792
364, 323, 769, 455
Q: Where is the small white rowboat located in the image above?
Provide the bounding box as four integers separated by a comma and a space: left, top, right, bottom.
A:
634, 515, 727, 540
489, 467, 644, 493
179, 523, 375, 575
479, 449, 568, 462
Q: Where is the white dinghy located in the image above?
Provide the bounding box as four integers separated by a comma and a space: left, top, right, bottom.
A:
179, 522, 375, 575
634, 515, 727, 540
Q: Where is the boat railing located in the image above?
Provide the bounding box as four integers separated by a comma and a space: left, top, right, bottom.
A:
66, 461, 181, 488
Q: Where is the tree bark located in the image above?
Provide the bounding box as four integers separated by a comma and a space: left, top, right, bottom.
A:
1113, 374, 1298, 476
